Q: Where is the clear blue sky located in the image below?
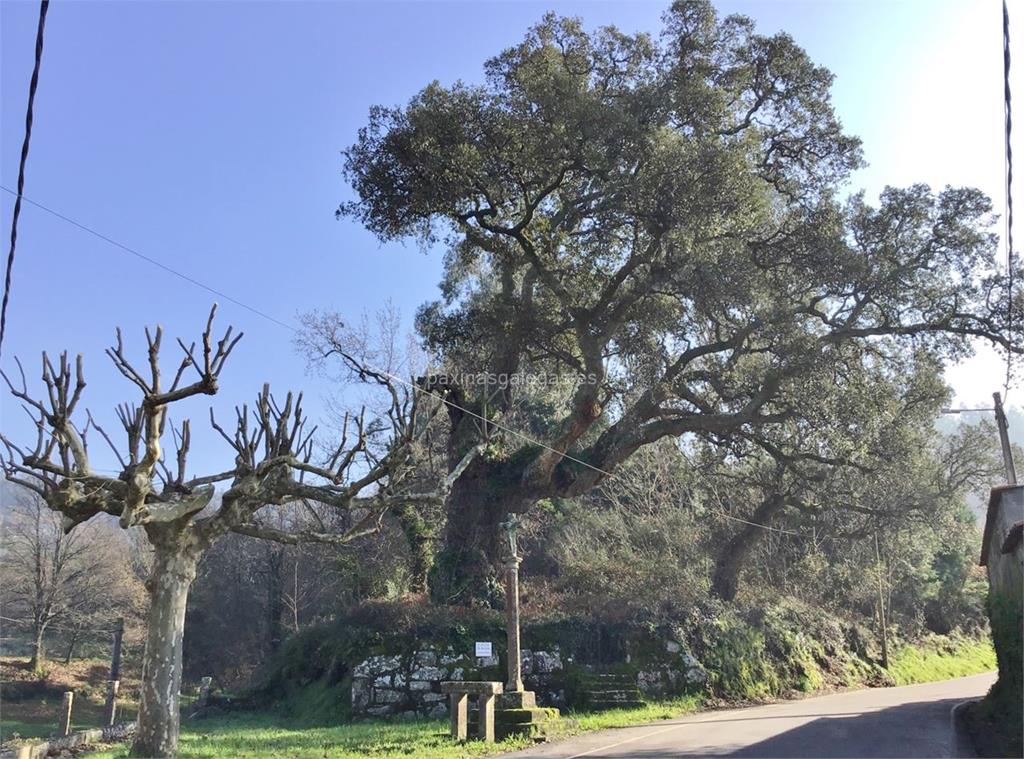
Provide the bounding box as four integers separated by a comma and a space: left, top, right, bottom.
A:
0, 0, 1018, 476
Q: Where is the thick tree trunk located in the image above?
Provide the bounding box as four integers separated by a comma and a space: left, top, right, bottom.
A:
130, 536, 199, 758
393, 502, 433, 594
64, 627, 80, 664
29, 626, 45, 672
430, 457, 530, 605
710, 494, 785, 602
266, 547, 284, 654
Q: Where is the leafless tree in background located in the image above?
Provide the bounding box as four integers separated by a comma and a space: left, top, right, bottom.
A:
0, 491, 145, 670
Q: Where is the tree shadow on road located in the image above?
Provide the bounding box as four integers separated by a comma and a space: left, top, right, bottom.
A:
594, 696, 967, 758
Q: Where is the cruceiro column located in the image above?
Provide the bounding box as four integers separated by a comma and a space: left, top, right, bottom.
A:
504, 554, 524, 692
499, 514, 524, 693
494, 515, 560, 739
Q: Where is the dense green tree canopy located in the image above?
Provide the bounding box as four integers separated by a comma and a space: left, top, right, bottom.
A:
339, 0, 1020, 596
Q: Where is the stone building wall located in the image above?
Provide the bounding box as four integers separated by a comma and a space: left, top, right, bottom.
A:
349, 640, 709, 718
980, 484, 1023, 730
982, 485, 1024, 601
351, 647, 566, 719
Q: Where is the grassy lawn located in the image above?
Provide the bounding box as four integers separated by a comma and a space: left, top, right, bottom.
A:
0, 657, 140, 742
0, 698, 140, 741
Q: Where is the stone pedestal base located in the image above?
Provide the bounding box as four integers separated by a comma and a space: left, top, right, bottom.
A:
498, 690, 536, 709
486, 691, 562, 740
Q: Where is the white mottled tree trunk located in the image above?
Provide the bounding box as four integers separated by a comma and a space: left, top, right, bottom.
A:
130, 535, 199, 758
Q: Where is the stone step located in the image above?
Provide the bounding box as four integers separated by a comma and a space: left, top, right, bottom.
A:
586, 698, 647, 710
470, 706, 560, 727
585, 689, 644, 699
581, 674, 636, 684
582, 681, 636, 690
582, 669, 646, 712
470, 706, 562, 741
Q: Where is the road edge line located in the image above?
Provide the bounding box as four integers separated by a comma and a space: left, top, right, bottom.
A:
951, 699, 981, 758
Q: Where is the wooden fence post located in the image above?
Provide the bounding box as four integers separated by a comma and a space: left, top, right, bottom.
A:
109, 617, 124, 680
197, 676, 213, 708
104, 680, 120, 726
103, 617, 124, 726
59, 691, 73, 737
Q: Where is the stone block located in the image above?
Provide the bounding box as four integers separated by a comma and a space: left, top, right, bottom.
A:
409, 680, 432, 691
686, 666, 708, 684
494, 706, 557, 725
533, 650, 562, 673
521, 649, 534, 676
498, 690, 536, 709
354, 654, 401, 677
373, 688, 401, 704
352, 691, 370, 711
493, 705, 561, 740
637, 669, 665, 697
413, 665, 443, 681
665, 640, 682, 653
449, 692, 468, 741
440, 680, 503, 695
479, 693, 497, 741
415, 651, 438, 666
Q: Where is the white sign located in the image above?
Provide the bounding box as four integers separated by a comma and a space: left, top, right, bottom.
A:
474, 641, 493, 657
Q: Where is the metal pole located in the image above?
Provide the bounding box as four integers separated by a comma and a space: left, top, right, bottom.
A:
993, 392, 1017, 484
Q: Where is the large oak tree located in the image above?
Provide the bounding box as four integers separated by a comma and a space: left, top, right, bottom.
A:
339, 1, 1020, 601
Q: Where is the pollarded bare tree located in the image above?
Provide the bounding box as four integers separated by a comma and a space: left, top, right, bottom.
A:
0, 306, 483, 758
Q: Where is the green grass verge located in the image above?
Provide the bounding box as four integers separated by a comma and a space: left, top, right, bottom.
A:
7, 637, 995, 758
888, 637, 996, 686
569, 694, 703, 731
83, 716, 530, 759
79, 697, 704, 759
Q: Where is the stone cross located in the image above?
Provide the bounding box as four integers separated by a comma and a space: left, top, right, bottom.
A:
500, 515, 524, 692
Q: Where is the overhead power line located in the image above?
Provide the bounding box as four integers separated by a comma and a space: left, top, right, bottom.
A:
0, 188, 294, 332
1, 0, 50, 357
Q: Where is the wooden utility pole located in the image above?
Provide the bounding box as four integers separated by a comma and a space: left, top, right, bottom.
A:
103, 617, 124, 726
993, 392, 1017, 484
874, 534, 890, 669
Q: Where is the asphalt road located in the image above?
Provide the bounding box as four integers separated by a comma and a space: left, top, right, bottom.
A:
505, 672, 997, 759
